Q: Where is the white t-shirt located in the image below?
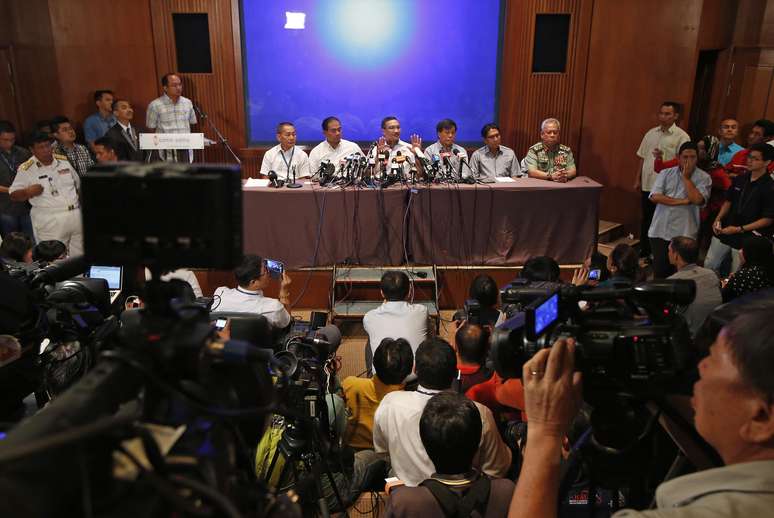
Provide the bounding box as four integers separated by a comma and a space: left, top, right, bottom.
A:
144, 268, 202, 297
259, 145, 311, 180
373, 386, 511, 486
211, 286, 291, 328
363, 301, 428, 356
308, 139, 363, 174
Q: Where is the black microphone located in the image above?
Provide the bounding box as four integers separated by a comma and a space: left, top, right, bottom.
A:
267, 170, 279, 188
31, 255, 88, 287
453, 148, 464, 178
193, 103, 208, 120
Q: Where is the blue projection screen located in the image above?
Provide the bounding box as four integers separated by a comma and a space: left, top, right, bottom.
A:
241, 0, 502, 145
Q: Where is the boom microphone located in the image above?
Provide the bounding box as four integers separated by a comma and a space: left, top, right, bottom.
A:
31, 255, 88, 287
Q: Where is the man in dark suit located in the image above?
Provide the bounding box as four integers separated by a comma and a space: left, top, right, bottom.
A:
105, 99, 145, 162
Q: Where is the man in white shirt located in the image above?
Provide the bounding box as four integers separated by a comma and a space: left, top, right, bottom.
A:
635, 101, 690, 260
373, 337, 511, 487
308, 116, 363, 175
259, 122, 311, 181
144, 268, 203, 298
367, 116, 415, 178
363, 271, 428, 358
212, 254, 292, 329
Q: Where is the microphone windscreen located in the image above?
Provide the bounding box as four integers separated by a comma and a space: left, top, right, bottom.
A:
32, 255, 88, 287
315, 324, 342, 353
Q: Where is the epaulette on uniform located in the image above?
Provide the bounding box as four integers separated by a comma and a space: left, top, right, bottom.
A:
19, 157, 35, 171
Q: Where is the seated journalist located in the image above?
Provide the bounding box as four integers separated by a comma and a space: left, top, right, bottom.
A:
373, 337, 511, 487
363, 271, 429, 359
343, 337, 414, 450
385, 392, 515, 517
508, 308, 774, 517
212, 254, 291, 329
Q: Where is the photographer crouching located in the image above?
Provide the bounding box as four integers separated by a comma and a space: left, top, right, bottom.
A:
508, 309, 774, 517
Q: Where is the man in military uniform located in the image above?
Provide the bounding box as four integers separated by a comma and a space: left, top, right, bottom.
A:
9, 132, 83, 256
525, 118, 577, 183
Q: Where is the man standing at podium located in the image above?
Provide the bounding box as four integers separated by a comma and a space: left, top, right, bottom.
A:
146, 73, 197, 162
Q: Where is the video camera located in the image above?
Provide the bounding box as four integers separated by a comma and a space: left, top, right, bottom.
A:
0, 163, 300, 517
491, 279, 696, 400
2, 256, 119, 400
490, 278, 700, 493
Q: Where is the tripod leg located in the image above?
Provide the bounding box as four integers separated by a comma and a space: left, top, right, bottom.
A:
264, 442, 283, 485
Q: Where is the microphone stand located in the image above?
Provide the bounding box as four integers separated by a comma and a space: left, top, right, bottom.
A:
286, 165, 302, 189
194, 104, 242, 165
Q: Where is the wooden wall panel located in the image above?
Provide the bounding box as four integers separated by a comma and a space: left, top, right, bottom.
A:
149, 0, 246, 165
3, 0, 61, 133
47, 0, 158, 135
578, 0, 702, 232
733, 0, 774, 47
698, 0, 739, 50
498, 0, 593, 159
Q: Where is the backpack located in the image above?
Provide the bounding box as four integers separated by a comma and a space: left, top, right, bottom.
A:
420, 474, 492, 517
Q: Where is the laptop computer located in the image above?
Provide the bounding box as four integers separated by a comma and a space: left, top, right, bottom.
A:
88, 265, 123, 304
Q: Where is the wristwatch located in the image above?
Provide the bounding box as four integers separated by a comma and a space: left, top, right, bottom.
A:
546, 171, 553, 181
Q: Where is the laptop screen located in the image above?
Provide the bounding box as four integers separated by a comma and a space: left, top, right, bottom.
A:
89, 266, 122, 290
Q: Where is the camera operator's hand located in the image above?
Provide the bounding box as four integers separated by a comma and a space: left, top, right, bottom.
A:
523, 338, 583, 437
509, 339, 583, 518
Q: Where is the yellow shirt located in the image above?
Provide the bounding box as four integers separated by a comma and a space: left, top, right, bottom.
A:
342, 375, 403, 450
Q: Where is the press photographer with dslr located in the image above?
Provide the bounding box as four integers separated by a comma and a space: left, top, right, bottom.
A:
212, 254, 292, 329
508, 310, 774, 518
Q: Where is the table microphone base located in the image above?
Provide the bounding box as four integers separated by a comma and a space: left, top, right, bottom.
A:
286, 182, 303, 189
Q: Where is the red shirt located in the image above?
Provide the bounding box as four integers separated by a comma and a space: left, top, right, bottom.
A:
458, 364, 501, 413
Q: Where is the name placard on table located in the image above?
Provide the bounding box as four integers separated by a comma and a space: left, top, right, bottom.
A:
139, 133, 204, 150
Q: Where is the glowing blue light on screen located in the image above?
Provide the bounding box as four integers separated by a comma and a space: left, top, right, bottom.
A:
241, 0, 502, 143
315, 0, 414, 69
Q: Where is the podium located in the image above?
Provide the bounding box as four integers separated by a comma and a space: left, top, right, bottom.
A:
139, 132, 205, 163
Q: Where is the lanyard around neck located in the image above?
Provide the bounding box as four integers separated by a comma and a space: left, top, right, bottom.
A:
280, 147, 295, 173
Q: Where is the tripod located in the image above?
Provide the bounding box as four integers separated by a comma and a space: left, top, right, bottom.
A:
263, 416, 346, 517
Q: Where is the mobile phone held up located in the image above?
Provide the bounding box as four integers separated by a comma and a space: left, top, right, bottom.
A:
588, 269, 601, 281
265, 259, 284, 279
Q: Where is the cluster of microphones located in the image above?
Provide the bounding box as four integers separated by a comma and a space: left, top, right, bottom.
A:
308, 143, 479, 189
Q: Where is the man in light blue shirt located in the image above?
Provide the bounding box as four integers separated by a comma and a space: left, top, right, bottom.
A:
83, 90, 116, 150
717, 118, 743, 166
648, 141, 711, 278
470, 123, 520, 181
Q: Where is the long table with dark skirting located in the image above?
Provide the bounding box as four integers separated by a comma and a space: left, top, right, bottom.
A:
242, 177, 602, 268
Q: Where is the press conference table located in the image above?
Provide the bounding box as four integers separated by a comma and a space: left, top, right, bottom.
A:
242, 177, 602, 269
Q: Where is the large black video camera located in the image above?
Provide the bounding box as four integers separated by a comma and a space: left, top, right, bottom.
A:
2, 257, 118, 401
491, 279, 696, 400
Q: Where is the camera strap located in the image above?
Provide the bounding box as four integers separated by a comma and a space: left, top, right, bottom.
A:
420, 473, 491, 517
